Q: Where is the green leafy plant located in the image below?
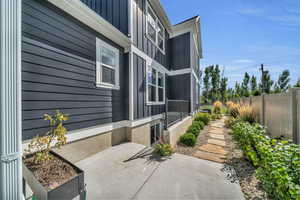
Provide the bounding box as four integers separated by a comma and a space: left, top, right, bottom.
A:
195, 113, 211, 125
187, 121, 203, 137
224, 117, 241, 128
24, 110, 69, 164
179, 133, 196, 147
231, 122, 300, 200
154, 143, 174, 157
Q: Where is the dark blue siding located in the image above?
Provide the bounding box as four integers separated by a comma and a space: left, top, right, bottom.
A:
133, 53, 165, 120
132, 0, 170, 69
170, 32, 191, 70
80, 0, 129, 35
167, 74, 191, 101
22, 0, 128, 140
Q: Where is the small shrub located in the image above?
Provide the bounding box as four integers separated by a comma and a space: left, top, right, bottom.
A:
252, 90, 261, 96
179, 133, 196, 146
224, 117, 241, 128
213, 101, 223, 114
187, 124, 200, 137
24, 110, 69, 164
237, 104, 255, 123
211, 113, 222, 120
193, 120, 204, 130
154, 143, 173, 157
195, 113, 211, 125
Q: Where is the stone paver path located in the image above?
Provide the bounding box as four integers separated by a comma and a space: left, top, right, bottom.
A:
193, 117, 229, 163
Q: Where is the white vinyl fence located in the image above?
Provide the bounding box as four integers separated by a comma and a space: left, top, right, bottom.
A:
235, 88, 300, 144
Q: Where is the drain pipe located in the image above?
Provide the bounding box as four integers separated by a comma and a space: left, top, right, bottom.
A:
0, 0, 23, 199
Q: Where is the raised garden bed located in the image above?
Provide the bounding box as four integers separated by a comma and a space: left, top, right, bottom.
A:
23, 151, 85, 200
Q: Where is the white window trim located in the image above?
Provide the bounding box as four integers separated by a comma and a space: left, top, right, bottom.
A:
96, 38, 120, 90
146, 1, 165, 54
146, 65, 166, 105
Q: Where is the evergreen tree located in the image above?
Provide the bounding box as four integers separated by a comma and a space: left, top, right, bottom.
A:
260, 70, 274, 94
202, 66, 212, 104
241, 72, 250, 97
250, 75, 258, 95
211, 65, 221, 102
220, 77, 228, 102
276, 70, 290, 92
234, 82, 242, 98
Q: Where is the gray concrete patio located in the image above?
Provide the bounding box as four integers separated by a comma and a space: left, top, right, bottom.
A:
75, 143, 244, 200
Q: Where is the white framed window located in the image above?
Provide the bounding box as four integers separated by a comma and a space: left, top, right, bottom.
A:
96, 38, 120, 90
146, 2, 165, 53
146, 66, 165, 105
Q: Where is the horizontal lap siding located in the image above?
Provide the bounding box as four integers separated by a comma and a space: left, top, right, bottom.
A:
80, 0, 128, 35
133, 53, 165, 120
133, 0, 169, 69
22, 0, 128, 140
170, 32, 191, 70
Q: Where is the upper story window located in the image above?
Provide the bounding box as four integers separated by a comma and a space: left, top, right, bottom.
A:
147, 66, 165, 105
146, 3, 165, 53
96, 38, 120, 90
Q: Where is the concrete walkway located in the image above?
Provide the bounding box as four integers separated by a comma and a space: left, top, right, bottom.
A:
193, 118, 229, 163
76, 142, 244, 200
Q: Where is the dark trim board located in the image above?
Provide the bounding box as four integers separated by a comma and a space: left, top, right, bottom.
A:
132, 53, 165, 120
21, 0, 128, 140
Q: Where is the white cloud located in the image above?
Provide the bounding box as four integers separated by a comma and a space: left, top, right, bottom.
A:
267, 15, 300, 26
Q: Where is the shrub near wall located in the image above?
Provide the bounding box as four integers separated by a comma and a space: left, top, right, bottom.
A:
231, 122, 300, 200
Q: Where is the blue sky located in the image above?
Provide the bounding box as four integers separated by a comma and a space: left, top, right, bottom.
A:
161, 0, 300, 88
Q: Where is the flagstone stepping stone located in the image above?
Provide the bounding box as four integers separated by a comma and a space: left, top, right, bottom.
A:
209, 129, 224, 135
208, 139, 226, 147
198, 144, 228, 155
209, 134, 225, 140
193, 151, 225, 163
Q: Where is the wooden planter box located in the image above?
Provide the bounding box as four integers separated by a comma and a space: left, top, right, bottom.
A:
23, 151, 85, 200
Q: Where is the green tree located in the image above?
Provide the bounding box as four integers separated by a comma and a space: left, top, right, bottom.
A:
202, 66, 212, 103
275, 70, 290, 93
260, 70, 274, 94
211, 65, 221, 102
241, 72, 250, 97
220, 77, 228, 102
234, 82, 242, 98
250, 75, 258, 95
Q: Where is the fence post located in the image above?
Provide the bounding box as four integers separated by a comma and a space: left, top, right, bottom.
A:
261, 94, 265, 126
291, 88, 299, 144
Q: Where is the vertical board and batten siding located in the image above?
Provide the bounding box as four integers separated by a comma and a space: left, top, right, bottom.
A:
169, 32, 191, 71
80, 0, 129, 35
132, 0, 170, 69
133, 53, 165, 120
22, 0, 128, 140
167, 74, 191, 101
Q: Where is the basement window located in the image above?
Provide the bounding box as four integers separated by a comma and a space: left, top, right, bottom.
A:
147, 66, 165, 105
150, 122, 162, 145
96, 38, 120, 90
146, 3, 165, 53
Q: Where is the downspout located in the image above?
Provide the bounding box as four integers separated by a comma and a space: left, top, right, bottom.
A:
0, 0, 23, 199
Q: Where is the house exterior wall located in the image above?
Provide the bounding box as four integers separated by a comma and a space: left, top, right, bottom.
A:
22, 0, 128, 140
167, 74, 191, 101
80, 0, 129, 35
132, 0, 170, 69
132, 53, 165, 120
169, 32, 191, 70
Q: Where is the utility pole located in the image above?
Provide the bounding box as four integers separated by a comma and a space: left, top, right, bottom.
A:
260, 64, 265, 94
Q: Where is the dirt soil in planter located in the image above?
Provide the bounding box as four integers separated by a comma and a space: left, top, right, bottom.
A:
24, 154, 77, 191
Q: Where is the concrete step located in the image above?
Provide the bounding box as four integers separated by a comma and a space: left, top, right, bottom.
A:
208, 139, 226, 147
193, 151, 226, 163
198, 144, 228, 155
